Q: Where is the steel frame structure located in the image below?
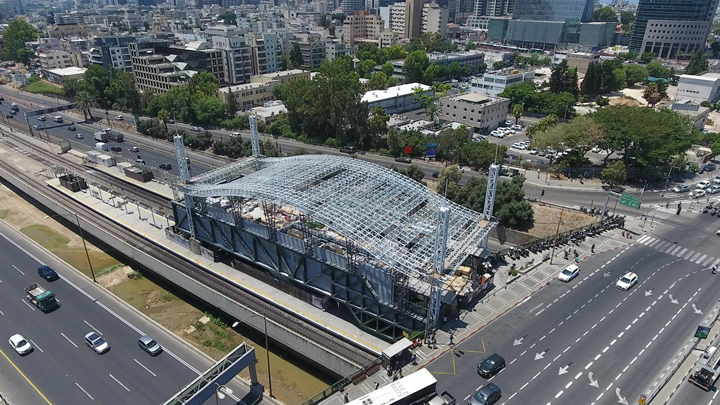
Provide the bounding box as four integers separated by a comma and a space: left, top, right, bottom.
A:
176, 155, 496, 339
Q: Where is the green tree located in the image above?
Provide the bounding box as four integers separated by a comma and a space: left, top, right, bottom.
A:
512, 104, 524, 124
405, 164, 425, 182
492, 61, 505, 70
193, 96, 226, 125
366, 106, 389, 149
640, 52, 655, 64
610, 68, 627, 91
62, 78, 83, 99
596, 96, 610, 107
226, 90, 239, 117
358, 59, 377, 78
593, 7, 617, 22
549, 60, 570, 94
387, 44, 406, 60
368, 72, 388, 90
422, 63, 440, 85
623, 64, 649, 86
290, 42, 304, 68
461, 140, 507, 171
83, 65, 112, 108
646, 61, 670, 78
158, 108, 170, 132
437, 165, 462, 194
75, 91, 97, 121
601, 160, 626, 186
499, 82, 536, 107
2, 20, 38, 64
280, 54, 289, 70
621, 11, 635, 25
106, 69, 141, 113
686, 50, 709, 75
218, 11, 237, 25
581, 62, 601, 97
642, 82, 663, 107
382, 61, 395, 77
403, 50, 430, 83
437, 126, 468, 162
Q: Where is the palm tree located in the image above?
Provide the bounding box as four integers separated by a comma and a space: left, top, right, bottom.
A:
512, 104, 524, 124
75, 91, 97, 121
158, 108, 169, 132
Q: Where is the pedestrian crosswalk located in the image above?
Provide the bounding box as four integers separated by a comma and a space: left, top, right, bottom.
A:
636, 235, 720, 267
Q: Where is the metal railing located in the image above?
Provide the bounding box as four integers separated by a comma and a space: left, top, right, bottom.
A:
300, 358, 382, 405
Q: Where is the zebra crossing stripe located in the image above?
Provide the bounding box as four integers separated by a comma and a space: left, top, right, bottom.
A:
703, 257, 715, 266
685, 250, 696, 260
648, 239, 660, 247
638, 235, 651, 244
696, 254, 708, 264
677, 248, 688, 257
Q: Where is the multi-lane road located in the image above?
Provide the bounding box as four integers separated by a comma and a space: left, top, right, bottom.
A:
0, 221, 257, 405
430, 205, 720, 405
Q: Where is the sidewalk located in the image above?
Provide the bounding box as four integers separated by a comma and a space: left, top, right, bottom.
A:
322, 217, 653, 405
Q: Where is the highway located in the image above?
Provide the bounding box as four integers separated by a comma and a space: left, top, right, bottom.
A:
0, 220, 258, 405
430, 207, 720, 405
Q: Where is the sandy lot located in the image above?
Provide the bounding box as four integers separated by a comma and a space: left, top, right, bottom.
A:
527, 204, 598, 238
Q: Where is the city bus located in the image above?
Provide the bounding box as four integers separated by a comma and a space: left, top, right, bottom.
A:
347, 369, 438, 405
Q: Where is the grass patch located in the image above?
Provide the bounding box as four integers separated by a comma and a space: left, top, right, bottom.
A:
95, 263, 126, 278
21, 224, 70, 249
0, 209, 8, 219
24, 81, 65, 96
161, 292, 176, 302
127, 270, 143, 280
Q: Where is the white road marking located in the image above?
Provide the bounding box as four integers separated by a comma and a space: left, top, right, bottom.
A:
585, 362, 593, 369
134, 359, 157, 377
12, 265, 24, 275
21, 299, 35, 311
61, 333, 78, 348
555, 390, 564, 398
29, 339, 43, 353
109, 374, 130, 392
75, 383, 94, 400
84, 320, 102, 335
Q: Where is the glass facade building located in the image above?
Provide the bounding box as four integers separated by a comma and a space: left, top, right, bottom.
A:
512, 0, 594, 22
629, 0, 718, 55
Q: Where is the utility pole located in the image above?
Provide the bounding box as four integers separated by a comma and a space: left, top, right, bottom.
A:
549, 205, 565, 265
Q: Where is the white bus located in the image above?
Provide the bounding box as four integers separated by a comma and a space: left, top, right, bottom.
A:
347, 369, 437, 405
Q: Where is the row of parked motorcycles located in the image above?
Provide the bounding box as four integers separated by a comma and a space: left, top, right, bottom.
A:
702, 201, 720, 216
501, 215, 626, 261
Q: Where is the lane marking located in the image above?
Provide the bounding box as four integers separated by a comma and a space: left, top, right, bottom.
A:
0, 348, 52, 404
12, 265, 24, 275
109, 374, 130, 392
61, 333, 78, 348
84, 320, 102, 335
75, 382, 94, 400
29, 339, 44, 353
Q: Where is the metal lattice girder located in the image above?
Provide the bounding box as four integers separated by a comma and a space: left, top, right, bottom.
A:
483, 163, 499, 220
249, 115, 260, 157
174, 134, 190, 183
192, 157, 260, 185
433, 205, 450, 274
182, 155, 492, 280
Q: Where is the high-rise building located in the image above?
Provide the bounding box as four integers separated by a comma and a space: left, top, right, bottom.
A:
247, 33, 280, 76
291, 33, 326, 70
422, 3, 448, 37
89, 36, 135, 72
345, 10, 385, 45
629, 0, 718, 58
341, 0, 366, 14
405, 0, 424, 38
211, 33, 253, 85
388, 2, 448, 38
512, 0, 593, 22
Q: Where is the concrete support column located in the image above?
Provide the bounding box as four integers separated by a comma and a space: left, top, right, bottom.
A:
248, 359, 259, 385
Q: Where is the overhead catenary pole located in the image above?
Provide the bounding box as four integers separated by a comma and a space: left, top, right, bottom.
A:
549, 205, 565, 265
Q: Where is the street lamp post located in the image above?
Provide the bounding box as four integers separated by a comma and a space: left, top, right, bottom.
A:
232, 313, 273, 398
214, 383, 234, 405
44, 212, 96, 283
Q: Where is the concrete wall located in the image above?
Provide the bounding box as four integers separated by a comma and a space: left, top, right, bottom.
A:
0, 168, 361, 377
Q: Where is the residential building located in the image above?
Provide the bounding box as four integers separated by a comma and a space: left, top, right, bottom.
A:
389, 3, 407, 35
326, 39, 349, 61
130, 41, 225, 94
250, 101, 288, 124
512, 0, 593, 22
46, 23, 88, 39
39, 50, 74, 72
405, 0, 423, 39
292, 33, 326, 70
247, 33, 280, 76
629, 0, 718, 57
422, 3, 448, 37
45, 66, 87, 84
670, 101, 709, 129
379, 30, 400, 48
345, 10, 385, 46
361, 83, 434, 114
381, 50, 486, 78
438, 92, 511, 134
211, 33, 253, 85
676, 73, 720, 104
469, 69, 535, 97
89, 36, 135, 72
0, 0, 23, 19
220, 70, 310, 109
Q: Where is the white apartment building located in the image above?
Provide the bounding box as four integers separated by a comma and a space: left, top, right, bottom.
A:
326, 39, 349, 61
379, 30, 400, 48
39, 50, 74, 72
220, 69, 310, 110
387, 2, 449, 38
470, 69, 535, 97
292, 33, 326, 70
438, 92, 511, 134
362, 83, 434, 114
212, 34, 253, 85
345, 10, 385, 46
247, 33, 280, 76
676, 73, 720, 104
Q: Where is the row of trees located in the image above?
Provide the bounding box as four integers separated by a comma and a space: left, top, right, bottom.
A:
530, 105, 699, 170
499, 82, 577, 118
402, 50, 477, 85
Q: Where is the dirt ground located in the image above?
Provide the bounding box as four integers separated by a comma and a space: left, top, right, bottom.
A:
609, 96, 642, 107
527, 204, 598, 238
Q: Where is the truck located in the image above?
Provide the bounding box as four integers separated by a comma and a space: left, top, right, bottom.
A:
25, 284, 59, 312
94, 131, 109, 142
102, 128, 124, 142
689, 345, 720, 390
428, 391, 456, 405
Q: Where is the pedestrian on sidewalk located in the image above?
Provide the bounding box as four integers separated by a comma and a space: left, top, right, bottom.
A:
411, 353, 416, 365
374, 381, 379, 390
449, 333, 454, 346
344, 392, 349, 403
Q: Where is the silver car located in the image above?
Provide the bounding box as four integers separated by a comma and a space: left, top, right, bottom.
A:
138, 335, 162, 356
84, 332, 109, 354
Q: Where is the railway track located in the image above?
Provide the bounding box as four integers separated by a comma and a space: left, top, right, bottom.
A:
0, 144, 378, 369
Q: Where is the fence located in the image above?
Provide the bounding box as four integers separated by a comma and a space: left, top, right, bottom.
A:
300, 358, 382, 405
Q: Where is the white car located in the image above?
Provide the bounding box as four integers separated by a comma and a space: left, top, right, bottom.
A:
616, 272, 638, 291
692, 189, 707, 198
709, 185, 720, 194
130, 146, 140, 152
697, 180, 712, 189
529, 148, 539, 155
558, 264, 580, 282
511, 143, 526, 150
9, 334, 32, 355
714, 175, 720, 185
84, 332, 109, 354
115, 115, 124, 121
492, 131, 505, 138
512, 125, 522, 131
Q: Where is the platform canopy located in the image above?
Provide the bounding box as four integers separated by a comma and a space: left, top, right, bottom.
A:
183, 155, 492, 279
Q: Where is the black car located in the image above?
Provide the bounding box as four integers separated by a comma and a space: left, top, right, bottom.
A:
110, 146, 122, 152
432, 171, 440, 178
5, 115, 13, 119
704, 163, 716, 172
37, 265, 59, 281
0, 96, 4, 101
477, 353, 505, 378
394, 157, 412, 164
159, 163, 172, 170
68, 125, 76, 131
468, 383, 501, 405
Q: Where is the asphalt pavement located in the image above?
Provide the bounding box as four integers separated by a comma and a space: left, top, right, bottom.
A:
0, 220, 265, 405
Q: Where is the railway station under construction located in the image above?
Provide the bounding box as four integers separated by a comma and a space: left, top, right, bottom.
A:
170, 121, 499, 341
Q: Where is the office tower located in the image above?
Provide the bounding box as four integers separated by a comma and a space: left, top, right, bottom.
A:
629, 0, 719, 58
405, 0, 423, 38
512, 0, 593, 22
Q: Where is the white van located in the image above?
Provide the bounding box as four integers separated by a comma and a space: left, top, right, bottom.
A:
95, 142, 108, 151
231, 132, 241, 138
52, 116, 63, 123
